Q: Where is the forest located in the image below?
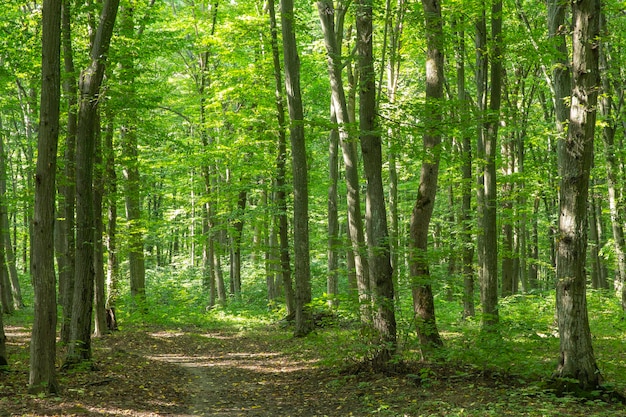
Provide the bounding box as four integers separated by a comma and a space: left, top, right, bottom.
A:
1, 0, 626, 415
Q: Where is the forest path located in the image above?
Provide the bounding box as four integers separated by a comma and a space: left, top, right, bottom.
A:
119, 326, 358, 417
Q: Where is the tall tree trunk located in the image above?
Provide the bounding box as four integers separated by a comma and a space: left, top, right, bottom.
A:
267, 0, 294, 316
120, 3, 146, 308
281, 0, 313, 336
357, 0, 397, 366
598, 13, 626, 310
317, 0, 369, 318
29, 0, 61, 394
59, 0, 77, 345
327, 109, 340, 307
318, 0, 370, 320
500, 137, 515, 297
409, 0, 444, 351
230, 188, 247, 298
93, 112, 106, 337
65, 0, 120, 367
476, 0, 502, 330
553, 0, 601, 390
0, 305, 6, 368
104, 118, 119, 328
0, 133, 23, 310
454, 16, 475, 318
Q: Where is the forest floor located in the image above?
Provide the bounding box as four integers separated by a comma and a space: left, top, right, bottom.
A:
1, 319, 625, 417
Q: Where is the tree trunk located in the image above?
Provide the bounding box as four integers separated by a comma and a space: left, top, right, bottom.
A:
409, 0, 444, 351
65, 0, 120, 368
0, 133, 23, 310
104, 118, 119, 323
327, 109, 340, 307
267, 0, 294, 317
93, 112, 107, 337
120, 4, 146, 309
553, 0, 601, 390
318, 0, 370, 321
357, 0, 397, 366
281, 0, 313, 336
0, 306, 6, 368
598, 12, 626, 309
59, 0, 77, 344
476, 0, 503, 330
29, 0, 61, 394
454, 16, 475, 318
230, 188, 247, 298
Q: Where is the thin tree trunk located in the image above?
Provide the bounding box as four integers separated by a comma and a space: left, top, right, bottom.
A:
65, 0, 120, 367
267, 0, 294, 317
104, 118, 119, 328
120, 4, 146, 309
598, 12, 626, 309
29, 0, 61, 394
93, 112, 106, 337
357, 0, 397, 366
281, 0, 313, 336
0, 305, 6, 368
318, 0, 370, 321
59, 0, 77, 344
231, 188, 246, 298
327, 108, 340, 307
454, 16, 475, 318
409, 0, 444, 351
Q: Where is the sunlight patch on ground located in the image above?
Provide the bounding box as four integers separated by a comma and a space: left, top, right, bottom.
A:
5, 325, 31, 345
147, 352, 316, 373
148, 331, 186, 338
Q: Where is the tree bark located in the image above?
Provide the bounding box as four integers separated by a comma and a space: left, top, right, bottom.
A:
553, 0, 601, 390
409, 0, 444, 350
65, 0, 120, 367
29, 0, 61, 394
58, 0, 78, 345
281, 0, 313, 336
318, 0, 371, 321
0, 133, 23, 310
104, 118, 119, 323
267, 0, 295, 316
598, 12, 626, 309
454, 16, 475, 318
357, 0, 397, 366
93, 112, 107, 337
119, 3, 146, 309
0, 306, 6, 368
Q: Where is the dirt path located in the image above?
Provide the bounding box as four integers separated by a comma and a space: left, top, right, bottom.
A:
114, 328, 360, 417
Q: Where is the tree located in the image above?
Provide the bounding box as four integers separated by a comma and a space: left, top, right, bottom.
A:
357, 0, 397, 366
409, 0, 444, 350
0, 306, 6, 368
475, 0, 503, 330
65, 0, 120, 367
317, 0, 371, 319
281, 0, 313, 336
119, 0, 147, 309
58, 0, 78, 344
29, 0, 61, 395
552, 0, 601, 390
266, 0, 295, 316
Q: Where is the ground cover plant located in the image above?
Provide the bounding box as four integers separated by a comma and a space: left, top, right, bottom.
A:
1, 267, 625, 416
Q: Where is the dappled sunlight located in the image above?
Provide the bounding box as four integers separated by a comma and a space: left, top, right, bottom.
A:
147, 350, 317, 374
